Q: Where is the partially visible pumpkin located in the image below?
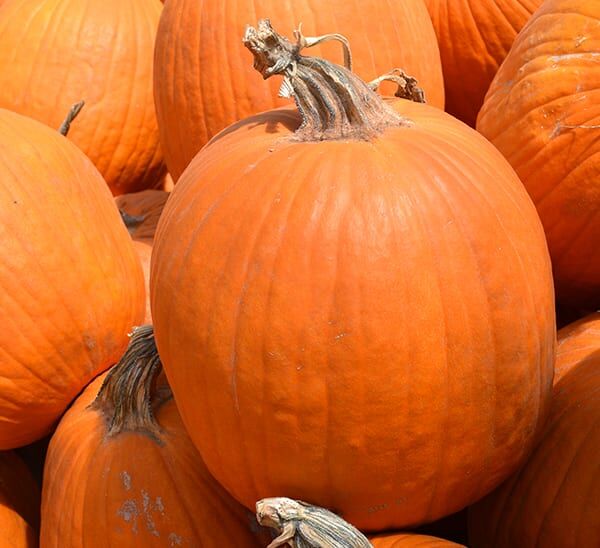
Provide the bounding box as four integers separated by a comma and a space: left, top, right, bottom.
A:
154, 0, 444, 180
424, 0, 542, 126
116, 190, 169, 242
371, 533, 464, 547
151, 21, 555, 531
477, 0, 600, 309
0, 0, 165, 195
0, 108, 144, 450
554, 312, 600, 383
0, 451, 40, 547
468, 313, 600, 547
116, 190, 169, 323
41, 326, 269, 547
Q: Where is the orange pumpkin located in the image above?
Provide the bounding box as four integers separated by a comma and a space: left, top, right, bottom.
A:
477, 0, 600, 309
154, 0, 444, 180
554, 312, 600, 384
424, 0, 542, 127
469, 313, 600, 547
0, 109, 144, 449
116, 190, 170, 323
0, 0, 165, 195
41, 326, 269, 547
371, 533, 464, 547
151, 21, 555, 531
0, 451, 40, 548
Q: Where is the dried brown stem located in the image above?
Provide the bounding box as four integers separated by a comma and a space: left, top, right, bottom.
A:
58, 100, 85, 136
243, 19, 407, 142
90, 325, 170, 442
256, 498, 372, 548
369, 69, 426, 103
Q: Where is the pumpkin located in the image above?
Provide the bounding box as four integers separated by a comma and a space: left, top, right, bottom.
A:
468, 313, 600, 547
371, 533, 464, 547
115, 190, 169, 242
116, 190, 170, 323
151, 21, 555, 531
41, 326, 269, 547
477, 0, 600, 309
0, 108, 144, 449
0, 0, 165, 195
154, 0, 444, 180
424, 0, 542, 127
0, 451, 40, 548
554, 312, 600, 384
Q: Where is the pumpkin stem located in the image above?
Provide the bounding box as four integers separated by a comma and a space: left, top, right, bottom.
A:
90, 325, 170, 442
293, 24, 353, 70
256, 497, 372, 548
58, 100, 85, 136
368, 69, 426, 103
243, 19, 408, 142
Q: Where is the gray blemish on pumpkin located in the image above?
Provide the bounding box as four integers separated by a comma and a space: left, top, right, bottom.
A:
117, 490, 165, 537
141, 489, 160, 537
334, 332, 349, 341
121, 471, 132, 491
117, 500, 139, 534
168, 533, 183, 546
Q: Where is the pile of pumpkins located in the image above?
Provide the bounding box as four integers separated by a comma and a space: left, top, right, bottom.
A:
0, 0, 598, 546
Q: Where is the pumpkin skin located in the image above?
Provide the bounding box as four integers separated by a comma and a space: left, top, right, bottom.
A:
154, 0, 445, 180
424, 0, 542, 127
468, 313, 600, 547
0, 451, 40, 548
40, 329, 268, 548
116, 190, 169, 323
370, 533, 464, 547
0, 0, 165, 195
554, 312, 600, 384
0, 108, 145, 449
477, 0, 600, 309
151, 89, 555, 529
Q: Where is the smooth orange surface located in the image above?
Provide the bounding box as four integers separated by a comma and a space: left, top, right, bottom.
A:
469, 313, 600, 547
425, 0, 541, 127
151, 98, 555, 531
0, 0, 165, 195
371, 533, 464, 547
41, 371, 268, 547
154, 0, 445, 180
554, 312, 600, 383
0, 452, 39, 548
477, 0, 600, 309
0, 109, 145, 449
116, 190, 170, 323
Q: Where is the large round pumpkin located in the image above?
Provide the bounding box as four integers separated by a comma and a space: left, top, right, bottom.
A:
424, 0, 542, 127
116, 190, 170, 323
0, 451, 39, 548
469, 313, 600, 547
41, 326, 269, 547
0, 0, 165, 195
477, 0, 600, 309
151, 21, 555, 531
154, 0, 444, 180
0, 109, 144, 449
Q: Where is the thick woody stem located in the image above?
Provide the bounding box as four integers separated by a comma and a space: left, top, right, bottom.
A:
368, 69, 426, 103
256, 498, 373, 548
90, 325, 170, 442
58, 100, 85, 136
243, 19, 408, 141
